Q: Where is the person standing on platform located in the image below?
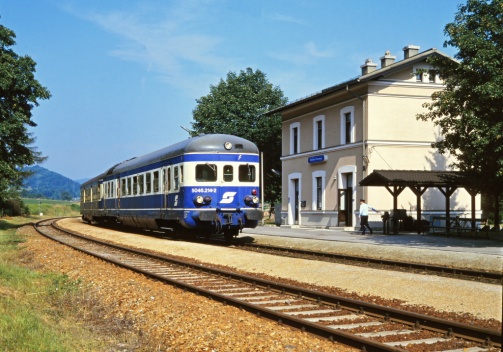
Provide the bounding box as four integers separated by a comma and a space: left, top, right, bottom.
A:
359, 199, 379, 235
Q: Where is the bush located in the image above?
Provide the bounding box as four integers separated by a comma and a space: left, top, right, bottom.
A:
0, 198, 29, 217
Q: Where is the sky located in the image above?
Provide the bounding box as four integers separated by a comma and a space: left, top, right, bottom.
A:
0, 0, 462, 181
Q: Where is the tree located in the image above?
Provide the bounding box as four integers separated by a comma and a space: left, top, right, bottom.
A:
191, 68, 288, 202
417, 0, 503, 229
0, 22, 51, 205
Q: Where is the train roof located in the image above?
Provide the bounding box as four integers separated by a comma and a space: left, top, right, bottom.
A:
81, 134, 258, 187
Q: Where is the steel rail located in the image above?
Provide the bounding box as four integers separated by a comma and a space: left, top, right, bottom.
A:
235, 242, 502, 283
34, 219, 501, 351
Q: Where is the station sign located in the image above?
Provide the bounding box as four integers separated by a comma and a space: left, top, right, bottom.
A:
308, 155, 327, 164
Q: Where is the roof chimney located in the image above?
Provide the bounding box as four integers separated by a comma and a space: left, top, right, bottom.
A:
403, 45, 420, 59
361, 58, 377, 75
380, 50, 396, 68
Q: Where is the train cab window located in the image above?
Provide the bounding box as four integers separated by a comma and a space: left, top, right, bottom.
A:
196, 164, 217, 182
146, 173, 151, 193
153, 171, 159, 192
239, 164, 256, 182
223, 165, 233, 182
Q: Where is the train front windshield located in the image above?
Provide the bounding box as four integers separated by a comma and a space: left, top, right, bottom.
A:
194, 163, 256, 183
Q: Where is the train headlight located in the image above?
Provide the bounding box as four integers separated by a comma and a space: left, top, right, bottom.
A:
244, 195, 259, 205
194, 195, 204, 205
203, 196, 212, 204
224, 141, 232, 150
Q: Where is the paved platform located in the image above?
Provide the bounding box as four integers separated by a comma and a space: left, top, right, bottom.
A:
242, 225, 503, 257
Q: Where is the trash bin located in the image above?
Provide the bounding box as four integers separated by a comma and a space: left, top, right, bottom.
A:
274, 204, 282, 227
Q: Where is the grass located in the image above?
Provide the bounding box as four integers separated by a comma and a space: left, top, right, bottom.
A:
22, 199, 80, 217
0, 217, 138, 351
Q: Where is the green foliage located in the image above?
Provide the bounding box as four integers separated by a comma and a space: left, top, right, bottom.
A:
417, 0, 503, 227
0, 21, 51, 205
191, 68, 288, 202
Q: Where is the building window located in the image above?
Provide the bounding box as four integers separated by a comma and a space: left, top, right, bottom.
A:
313, 115, 325, 150
340, 106, 354, 144
290, 122, 300, 154
311, 170, 325, 211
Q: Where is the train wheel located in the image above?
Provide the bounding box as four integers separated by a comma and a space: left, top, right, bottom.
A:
223, 229, 238, 242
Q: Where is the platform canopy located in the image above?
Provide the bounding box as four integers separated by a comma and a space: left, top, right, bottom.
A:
359, 170, 479, 233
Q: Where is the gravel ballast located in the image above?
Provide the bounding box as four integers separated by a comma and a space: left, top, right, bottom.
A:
57, 218, 501, 322
17, 218, 502, 350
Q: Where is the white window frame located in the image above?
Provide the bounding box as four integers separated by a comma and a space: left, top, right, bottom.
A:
340, 106, 355, 144
290, 122, 300, 155
312, 115, 325, 150
311, 170, 326, 211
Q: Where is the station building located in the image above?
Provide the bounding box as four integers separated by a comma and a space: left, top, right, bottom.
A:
269, 45, 481, 229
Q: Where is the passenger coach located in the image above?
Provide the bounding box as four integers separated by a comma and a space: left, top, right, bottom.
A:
80, 134, 263, 240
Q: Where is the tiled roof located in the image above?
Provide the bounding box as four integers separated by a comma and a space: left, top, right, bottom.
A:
360, 170, 467, 187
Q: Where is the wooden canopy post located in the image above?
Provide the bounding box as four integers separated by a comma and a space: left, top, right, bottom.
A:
385, 185, 406, 234
409, 186, 428, 234
437, 186, 457, 233
465, 188, 479, 230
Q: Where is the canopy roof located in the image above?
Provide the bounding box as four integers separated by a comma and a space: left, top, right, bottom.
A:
360, 170, 468, 188
360, 170, 479, 234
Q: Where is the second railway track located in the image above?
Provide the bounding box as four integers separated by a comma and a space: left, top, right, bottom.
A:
232, 241, 503, 284
34, 219, 501, 352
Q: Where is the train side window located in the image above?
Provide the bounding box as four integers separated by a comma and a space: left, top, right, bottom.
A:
146, 173, 151, 193
167, 168, 171, 191
121, 179, 126, 196
180, 165, 183, 184
239, 164, 256, 182
223, 165, 233, 182
174, 166, 179, 190
153, 171, 159, 192
127, 178, 132, 195
138, 174, 144, 194
133, 176, 138, 195
196, 164, 217, 182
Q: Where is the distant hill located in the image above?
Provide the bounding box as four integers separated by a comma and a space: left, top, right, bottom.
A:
21, 166, 81, 200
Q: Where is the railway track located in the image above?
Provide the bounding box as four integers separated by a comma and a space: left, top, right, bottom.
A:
34, 219, 501, 352
232, 241, 503, 284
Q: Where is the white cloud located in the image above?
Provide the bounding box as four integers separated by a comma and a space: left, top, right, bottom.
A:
269, 41, 335, 65
65, 2, 235, 96
266, 13, 305, 26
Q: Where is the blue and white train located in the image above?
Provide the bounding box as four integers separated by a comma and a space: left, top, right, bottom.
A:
80, 134, 263, 240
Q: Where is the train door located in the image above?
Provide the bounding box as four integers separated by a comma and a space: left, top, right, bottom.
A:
162, 167, 168, 209
103, 181, 108, 210
116, 178, 120, 210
